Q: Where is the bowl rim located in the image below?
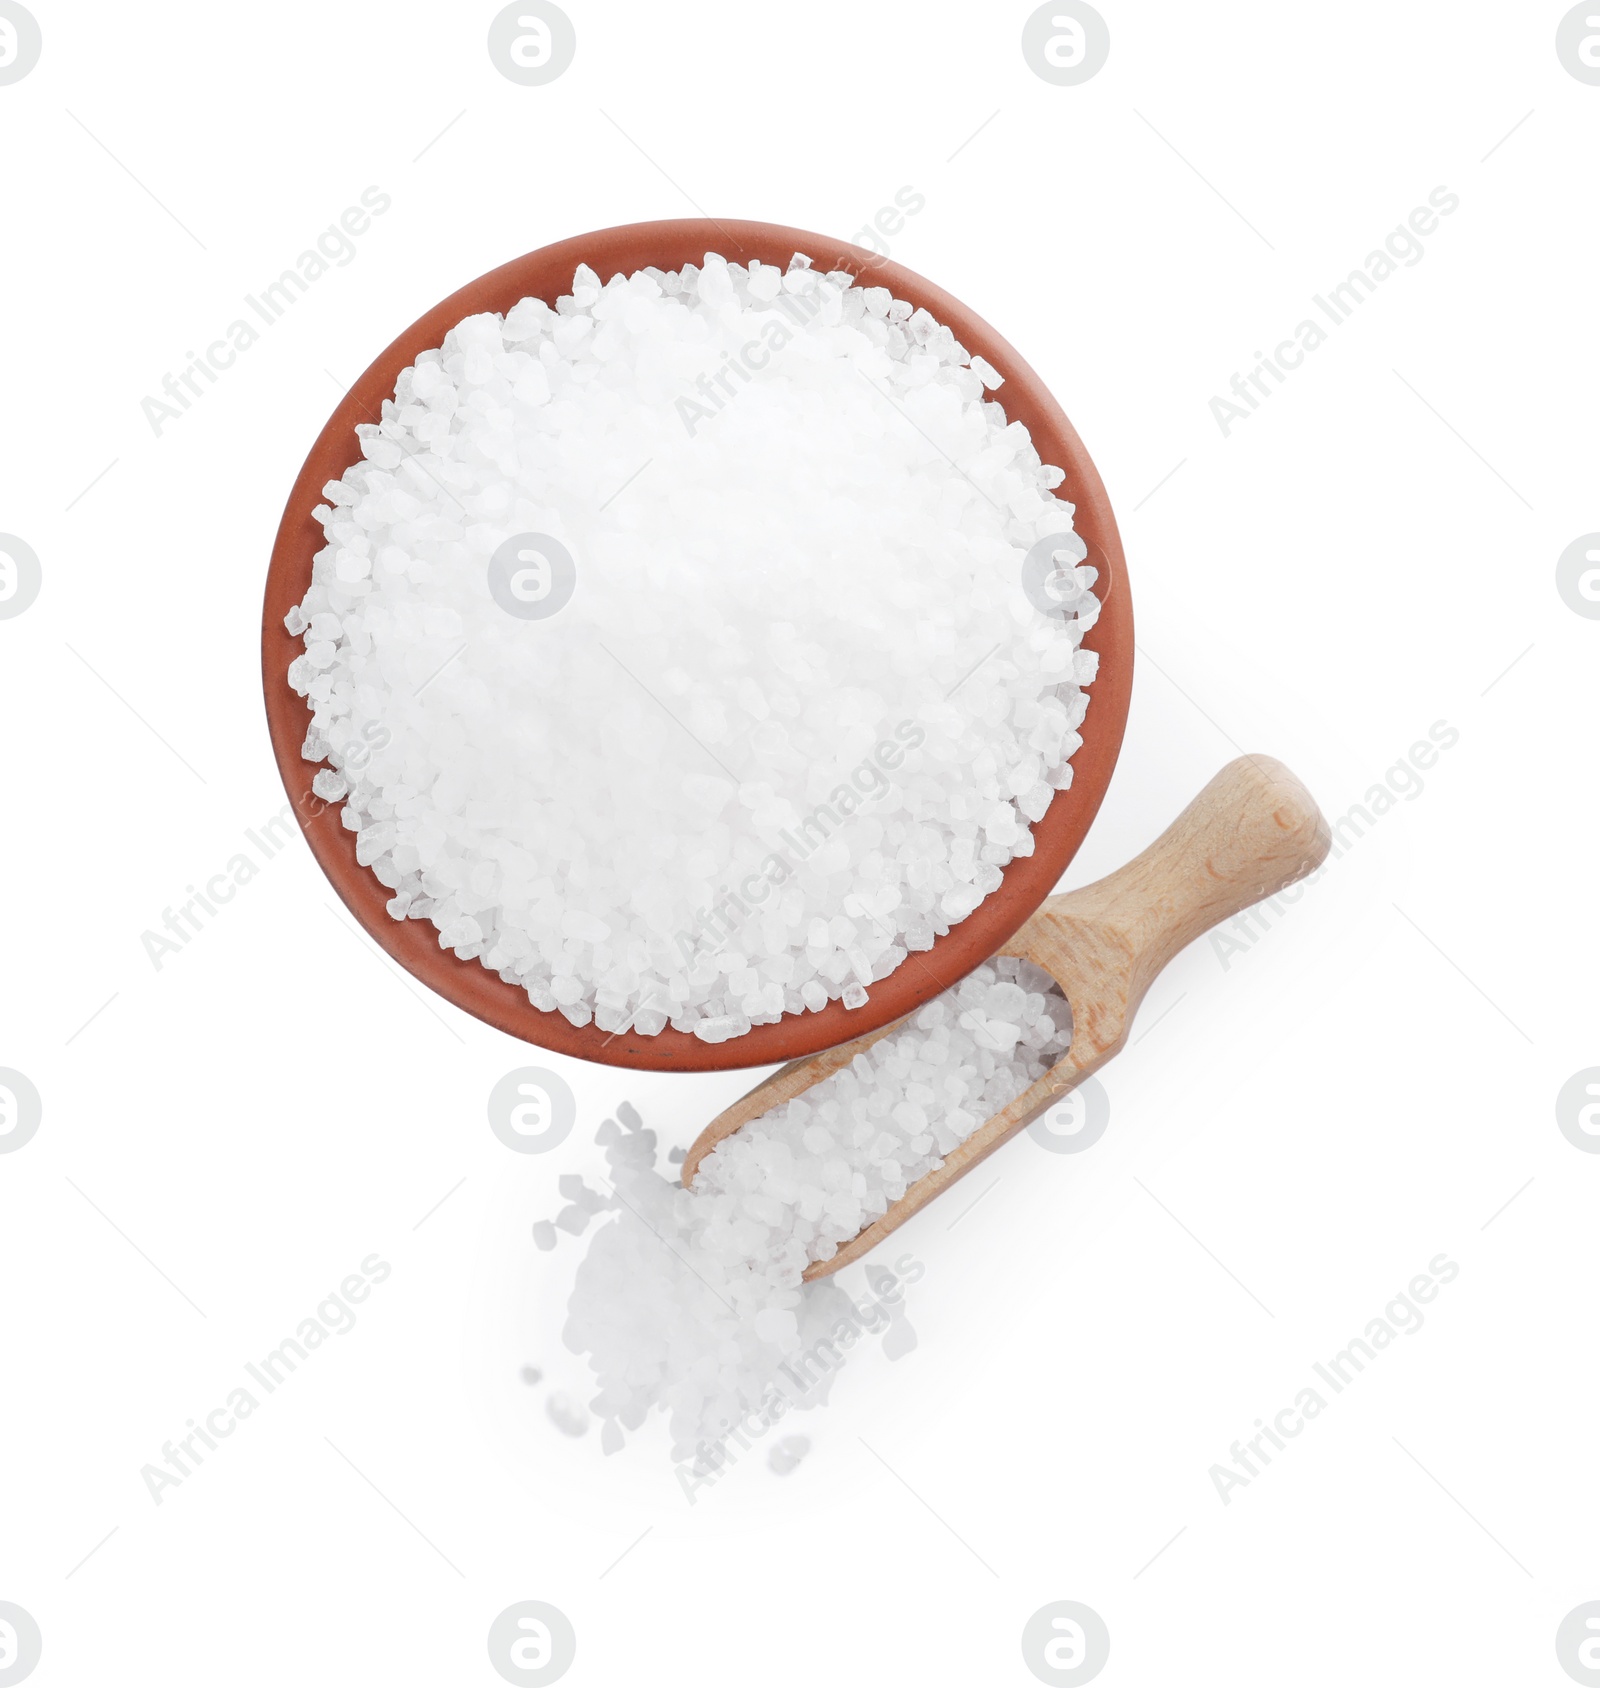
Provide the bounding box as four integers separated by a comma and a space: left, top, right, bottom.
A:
260, 216, 1134, 1071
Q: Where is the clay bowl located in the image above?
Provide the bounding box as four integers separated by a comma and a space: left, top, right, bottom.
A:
261, 217, 1134, 1072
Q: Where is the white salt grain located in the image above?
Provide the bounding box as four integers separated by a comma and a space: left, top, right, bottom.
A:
768, 1435, 811, 1476
537, 958, 1069, 1466
546, 1392, 590, 1438
292, 256, 1099, 1040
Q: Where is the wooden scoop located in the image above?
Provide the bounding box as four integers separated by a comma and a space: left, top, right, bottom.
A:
681, 755, 1330, 1278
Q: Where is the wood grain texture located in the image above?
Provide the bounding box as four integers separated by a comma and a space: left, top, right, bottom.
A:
681, 755, 1330, 1277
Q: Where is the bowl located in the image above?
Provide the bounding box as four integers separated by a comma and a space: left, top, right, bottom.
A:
261, 218, 1134, 1071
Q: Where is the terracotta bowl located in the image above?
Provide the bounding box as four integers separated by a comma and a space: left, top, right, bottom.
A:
261, 218, 1134, 1071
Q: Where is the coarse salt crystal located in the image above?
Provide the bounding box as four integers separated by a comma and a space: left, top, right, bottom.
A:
291, 260, 1098, 1041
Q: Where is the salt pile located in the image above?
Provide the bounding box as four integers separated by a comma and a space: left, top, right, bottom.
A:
536, 958, 1070, 1481
289, 253, 1099, 1040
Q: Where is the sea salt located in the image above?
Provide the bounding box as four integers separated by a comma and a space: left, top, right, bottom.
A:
538, 958, 1070, 1473
290, 256, 1099, 1040
545, 1392, 590, 1438
768, 1436, 810, 1476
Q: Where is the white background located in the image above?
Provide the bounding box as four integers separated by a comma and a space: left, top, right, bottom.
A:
2, 2, 1597, 1683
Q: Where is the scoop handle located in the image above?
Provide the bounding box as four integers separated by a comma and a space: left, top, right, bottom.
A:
1004, 754, 1330, 1060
